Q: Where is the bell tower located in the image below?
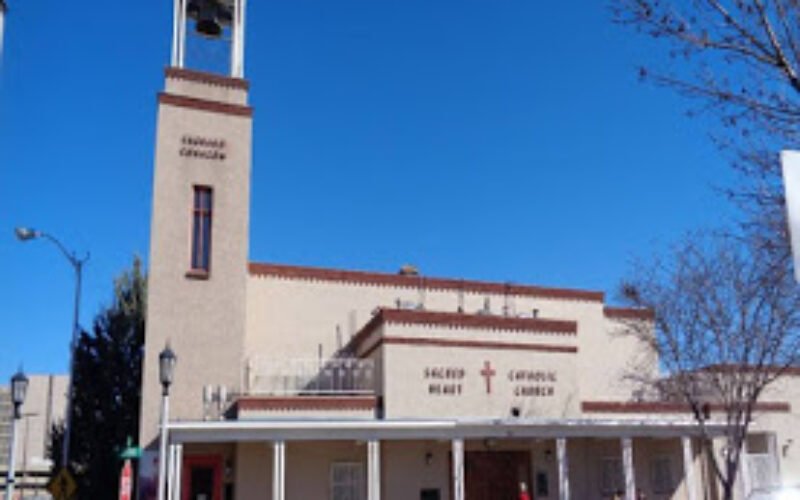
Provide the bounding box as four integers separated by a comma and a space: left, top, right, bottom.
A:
171, 0, 247, 77
139, 0, 252, 461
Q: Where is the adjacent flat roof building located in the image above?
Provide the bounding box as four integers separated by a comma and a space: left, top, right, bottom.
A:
0, 374, 68, 499
137, 2, 800, 500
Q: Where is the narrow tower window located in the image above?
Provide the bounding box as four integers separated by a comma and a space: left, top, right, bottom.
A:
191, 186, 213, 273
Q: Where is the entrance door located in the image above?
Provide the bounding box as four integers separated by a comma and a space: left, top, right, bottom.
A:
465, 451, 531, 500
182, 455, 223, 500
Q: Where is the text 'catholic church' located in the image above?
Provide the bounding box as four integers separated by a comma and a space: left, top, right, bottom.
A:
137, 1, 800, 499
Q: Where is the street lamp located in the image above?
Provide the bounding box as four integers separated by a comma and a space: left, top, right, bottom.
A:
14, 226, 89, 470
5, 369, 29, 500
157, 345, 176, 500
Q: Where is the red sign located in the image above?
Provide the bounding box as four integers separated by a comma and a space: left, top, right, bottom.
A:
119, 459, 133, 500
480, 361, 496, 394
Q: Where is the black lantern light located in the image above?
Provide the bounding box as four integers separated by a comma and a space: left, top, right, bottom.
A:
10, 370, 28, 419
159, 345, 177, 396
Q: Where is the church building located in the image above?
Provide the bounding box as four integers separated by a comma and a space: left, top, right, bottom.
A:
138, 1, 800, 499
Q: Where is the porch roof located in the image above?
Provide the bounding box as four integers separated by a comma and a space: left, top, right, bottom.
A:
166, 417, 729, 444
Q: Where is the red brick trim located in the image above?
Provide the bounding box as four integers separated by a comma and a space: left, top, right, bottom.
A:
235, 396, 377, 413
248, 262, 604, 302
383, 309, 576, 334
604, 307, 655, 321
360, 335, 578, 358
158, 92, 253, 117
581, 401, 791, 414
165, 66, 250, 90
185, 269, 210, 280
350, 309, 577, 355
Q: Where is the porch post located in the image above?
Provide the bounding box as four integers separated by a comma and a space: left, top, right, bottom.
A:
273, 440, 286, 500
367, 440, 381, 500
767, 432, 781, 483
167, 444, 178, 500
174, 444, 183, 500
556, 438, 570, 500
681, 437, 697, 500
452, 439, 465, 500
622, 437, 635, 500
739, 447, 751, 498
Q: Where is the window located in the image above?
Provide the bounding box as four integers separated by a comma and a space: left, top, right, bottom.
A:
600, 457, 624, 495
330, 462, 365, 500
649, 456, 674, 494
535, 470, 549, 496
746, 433, 770, 454
191, 186, 213, 273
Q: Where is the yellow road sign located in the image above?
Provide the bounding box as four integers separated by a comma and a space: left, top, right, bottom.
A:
46, 468, 77, 500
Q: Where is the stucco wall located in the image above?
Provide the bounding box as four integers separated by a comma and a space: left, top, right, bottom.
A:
753, 373, 800, 487
245, 273, 651, 410
380, 332, 579, 419
0, 374, 67, 476
141, 74, 252, 450
235, 442, 272, 500
382, 440, 451, 500
285, 441, 367, 499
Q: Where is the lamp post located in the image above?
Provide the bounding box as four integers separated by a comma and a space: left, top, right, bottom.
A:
15, 226, 88, 470
157, 345, 176, 500
19, 412, 39, 499
5, 369, 29, 500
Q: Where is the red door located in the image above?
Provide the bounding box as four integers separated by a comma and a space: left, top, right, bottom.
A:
464, 451, 531, 500
182, 455, 223, 500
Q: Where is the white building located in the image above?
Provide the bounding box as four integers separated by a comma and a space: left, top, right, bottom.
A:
0, 374, 68, 499
137, 2, 800, 499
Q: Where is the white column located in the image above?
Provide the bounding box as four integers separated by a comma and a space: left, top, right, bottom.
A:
367, 440, 381, 500
3, 416, 18, 500
157, 393, 171, 500
167, 444, 178, 500
452, 439, 465, 500
682, 437, 697, 500
231, 0, 247, 78
273, 441, 286, 500
174, 444, 184, 500
239, 0, 247, 77
177, 0, 187, 67
740, 447, 751, 498
622, 437, 635, 500
0, 6, 6, 61
557, 438, 570, 500
171, 0, 180, 66
230, 0, 240, 77
768, 432, 780, 484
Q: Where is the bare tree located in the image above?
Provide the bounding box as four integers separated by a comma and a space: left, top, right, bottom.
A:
612, 0, 800, 251
612, 0, 800, 142
619, 232, 800, 499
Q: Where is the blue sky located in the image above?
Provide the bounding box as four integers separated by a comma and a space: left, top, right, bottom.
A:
0, 1, 734, 381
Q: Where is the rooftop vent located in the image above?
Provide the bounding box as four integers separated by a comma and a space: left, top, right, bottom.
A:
398, 264, 420, 276
396, 299, 418, 310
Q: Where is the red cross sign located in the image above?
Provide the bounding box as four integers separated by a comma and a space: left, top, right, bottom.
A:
480, 361, 496, 394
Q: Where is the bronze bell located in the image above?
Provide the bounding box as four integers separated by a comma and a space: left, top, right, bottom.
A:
187, 0, 231, 39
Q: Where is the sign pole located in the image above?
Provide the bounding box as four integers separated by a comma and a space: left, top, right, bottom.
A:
119, 459, 133, 500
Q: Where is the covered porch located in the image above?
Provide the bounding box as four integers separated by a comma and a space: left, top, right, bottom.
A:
161, 418, 726, 500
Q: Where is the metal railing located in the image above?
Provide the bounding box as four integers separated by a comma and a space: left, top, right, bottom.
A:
245, 357, 375, 396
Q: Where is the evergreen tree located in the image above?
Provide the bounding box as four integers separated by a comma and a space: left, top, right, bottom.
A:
48, 257, 146, 498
